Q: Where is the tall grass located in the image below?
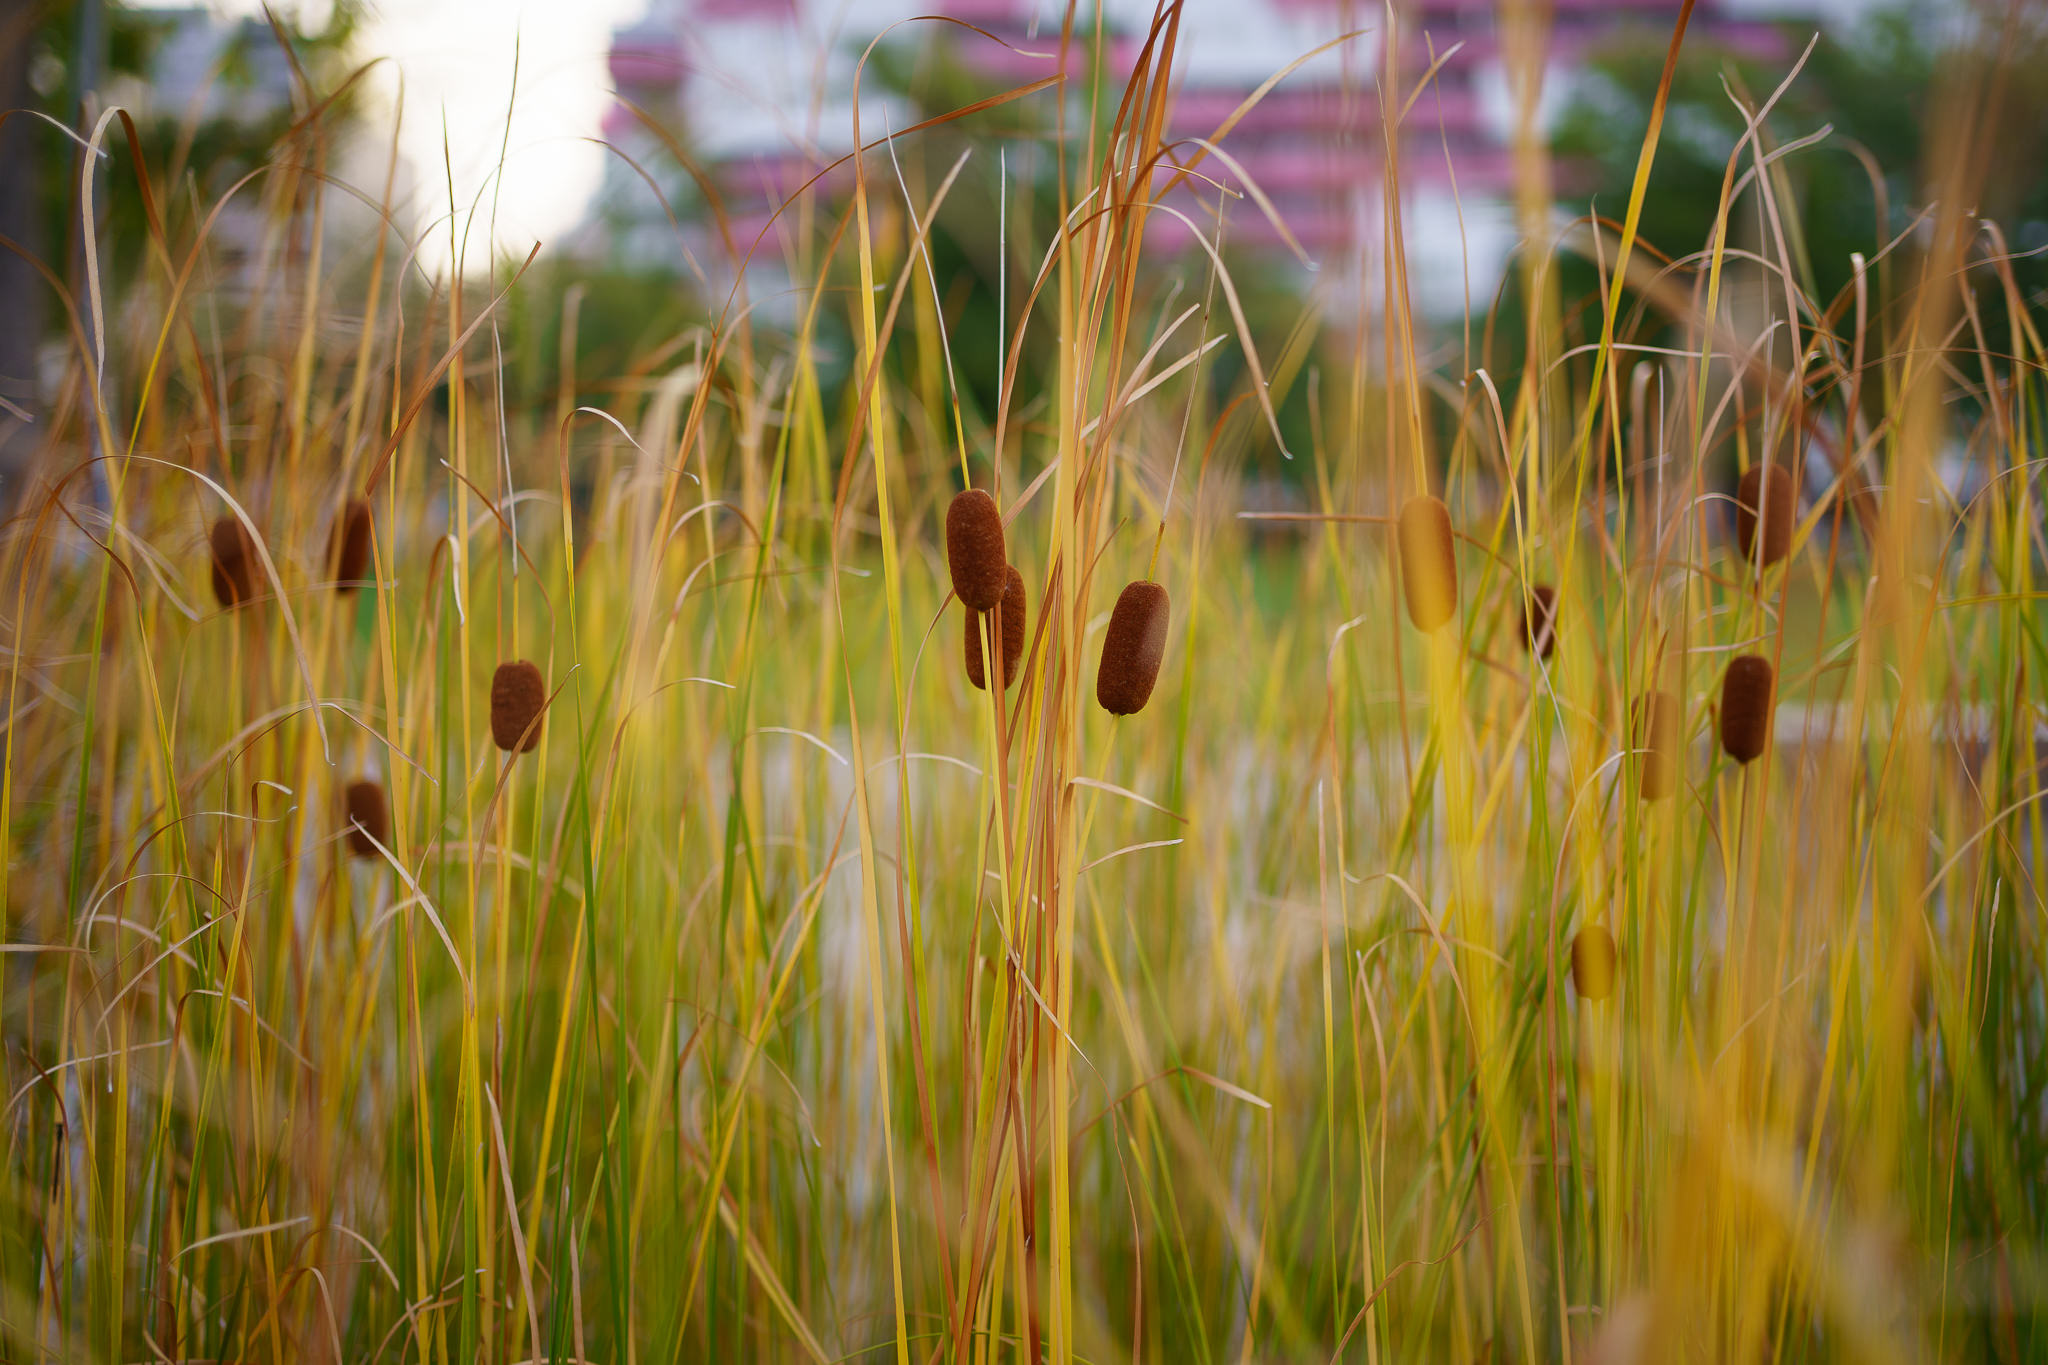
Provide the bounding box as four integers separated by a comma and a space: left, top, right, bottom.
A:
3, 4, 2045, 1362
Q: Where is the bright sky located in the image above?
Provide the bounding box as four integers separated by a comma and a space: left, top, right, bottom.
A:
365, 0, 652, 272
139, 0, 653, 272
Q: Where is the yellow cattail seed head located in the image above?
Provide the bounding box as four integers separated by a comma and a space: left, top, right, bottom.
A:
1573, 925, 1617, 1000
1397, 495, 1458, 632
1632, 690, 1683, 801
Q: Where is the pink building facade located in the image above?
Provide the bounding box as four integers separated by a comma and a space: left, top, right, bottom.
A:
595, 0, 1798, 312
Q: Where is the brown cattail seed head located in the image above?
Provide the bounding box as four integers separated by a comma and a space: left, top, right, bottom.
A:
1397, 495, 1458, 632
343, 780, 389, 858
208, 516, 258, 609
1718, 653, 1774, 765
329, 496, 373, 592
1571, 925, 1617, 1001
1096, 580, 1170, 716
1522, 583, 1559, 660
1631, 689, 1683, 801
964, 565, 1027, 692
945, 489, 1007, 612
490, 660, 547, 753
1735, 463, 1797, 568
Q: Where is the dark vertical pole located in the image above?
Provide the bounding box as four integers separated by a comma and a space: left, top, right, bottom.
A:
0, 0, 46, 505
74, 0, 100, 127
72, 0, 105, 508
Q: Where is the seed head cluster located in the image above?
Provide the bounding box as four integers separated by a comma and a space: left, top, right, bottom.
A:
965, 565, 1027, 692
946, 489, 1008, 612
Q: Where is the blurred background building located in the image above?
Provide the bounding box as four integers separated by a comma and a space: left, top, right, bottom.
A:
0, 1, 309, 491
593, 0, 1893, 314
0, 0, 2002, 502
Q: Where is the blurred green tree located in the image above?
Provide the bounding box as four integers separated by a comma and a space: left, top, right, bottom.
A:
1545, 5, 2046, 375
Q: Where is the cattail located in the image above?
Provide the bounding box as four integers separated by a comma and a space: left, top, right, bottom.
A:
1631, 689, 1683, 801
945, 488, 1007, 612
343, 780, 389, 858
1571, 925, 1617, 1001
1096, 579, 1170, 716
1718, 653, 1774, 765
208, 516, 258, 609
490, 660, 547, 753
1522, 583, 1559, 660
329, 496, 373, 592
1735, 463, 1797, 568
1397, 495, 1458, 632
964, 565, 1026, 692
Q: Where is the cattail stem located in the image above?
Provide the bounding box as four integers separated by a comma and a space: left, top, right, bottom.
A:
965, 565, 1026, 692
